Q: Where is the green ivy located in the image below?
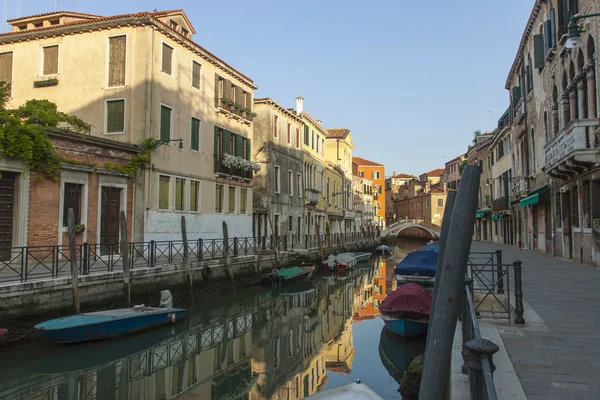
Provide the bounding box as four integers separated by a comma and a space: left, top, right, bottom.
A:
102, 138, 155, 175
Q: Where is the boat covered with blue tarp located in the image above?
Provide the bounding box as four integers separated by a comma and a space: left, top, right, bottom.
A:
395, 250, 438, 285
421, 242, 439, 252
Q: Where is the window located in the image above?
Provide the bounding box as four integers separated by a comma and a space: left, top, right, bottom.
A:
296, 128, 300, 148
62, 183, 83, 227
106, 99, 125, 133
162, 43, 173, 75
288, 170, 293, 195
215, 184, 224, 213
438, 198, 444, 207
228, 186, 236, 213
42, 45, 59, 75
297, 217, 301, 236
316, 136, 320, 153
274, 166, 281, 193
34, 22, 42, 28
192, 61, 201, 89
0, 52, 13, 97
181, 28, 189, 37
231, 84, 237, 103
287, 123, 291, 144
572, 186, 579, 228
297, 173, 301, 197
190, 117, 201, 151
159, 175, 171, 209
311, 131, 315, 150
190, 180, 199, 212
217, 76, 224, 99
175, 178, 185, 211
240, 188, 247, 214
160, 105, 172, 141
273, 115, 279, 138
304, 125, 310, 145
321, 138, 324, 155
426, 198, 430, 208
170, 20, 178, 30
373, 171, 380, 180
108, 36, 126, 87
288, 216, 293, 235
359, 171, 364, 178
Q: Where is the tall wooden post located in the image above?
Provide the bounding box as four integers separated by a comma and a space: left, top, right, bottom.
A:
181, 216, 194, 302
267, 213, 281, 267
67, 208, 81, 314
120, 211, 131, 307
222, 221, 236, 292
316, 223, 324, 261
326, 222, 332, 256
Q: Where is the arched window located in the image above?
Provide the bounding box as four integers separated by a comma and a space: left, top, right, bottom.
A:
553, 83, 560, 134
562, 70, 570, 125
569, 60, 578, 118
530, 128, 536, 173
586, 36, 597, 118
577, 49, 587, 119
544, 111, 549, 143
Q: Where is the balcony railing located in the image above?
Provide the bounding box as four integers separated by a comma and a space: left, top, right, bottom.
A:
214, 98, 255, 124
544, 118, 599, 172
305, 188, 321, 206
514, 98, 524, 123
344, 210, 355, 219
492, 196, 508, 212
214, 154, 253, 180
510, 177, 529, 200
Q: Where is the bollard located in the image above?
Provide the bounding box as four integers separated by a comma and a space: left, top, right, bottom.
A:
496, 250, 504, 294
461, 278, 474, 374
465, 339, 499, 400
150, 240, 156, 267
513, 260, 525, 324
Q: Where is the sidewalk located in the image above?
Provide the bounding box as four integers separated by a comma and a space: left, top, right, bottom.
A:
471, 241, 600, 399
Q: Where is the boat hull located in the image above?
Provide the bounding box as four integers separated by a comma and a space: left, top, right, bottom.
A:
262, 267, 314, 285
353, 252, 372, 262
381, 315, 428, 338
36, 308, 185, 344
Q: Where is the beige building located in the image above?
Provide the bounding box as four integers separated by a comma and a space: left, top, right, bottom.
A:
0, 9, 256, 241
441, 154, 465, 190
385, 172, 416, 225
325, 128, 355, 233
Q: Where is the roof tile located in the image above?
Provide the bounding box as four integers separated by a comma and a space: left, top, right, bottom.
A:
352, 156, 383, 167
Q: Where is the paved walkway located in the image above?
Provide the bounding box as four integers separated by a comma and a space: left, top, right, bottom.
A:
472, 241, 600, 399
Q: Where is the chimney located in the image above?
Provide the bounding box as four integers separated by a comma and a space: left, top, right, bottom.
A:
296, 96, 304, 114
443, 183, 448, 193
425, 182, 431, 192
317, 119, 322, 124
393, 171, 397, 176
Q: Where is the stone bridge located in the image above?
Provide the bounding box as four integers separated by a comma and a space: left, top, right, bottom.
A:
378, 219, 441, 241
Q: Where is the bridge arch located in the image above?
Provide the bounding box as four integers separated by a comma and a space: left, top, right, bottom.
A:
379, 221, 440, 241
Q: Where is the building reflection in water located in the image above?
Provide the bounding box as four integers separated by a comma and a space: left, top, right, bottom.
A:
0, 267, 380, 400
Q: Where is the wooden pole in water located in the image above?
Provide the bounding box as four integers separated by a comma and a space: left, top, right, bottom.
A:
120, 210, 131, 307
222, 221, 236, 292
326, 222, 332, 256
316, 223, 324, 261
267, 213, 281, 267
67, 208, 81, 314
181, 216, 194, 302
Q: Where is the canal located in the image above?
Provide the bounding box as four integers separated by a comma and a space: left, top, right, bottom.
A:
0, 238, 428, 400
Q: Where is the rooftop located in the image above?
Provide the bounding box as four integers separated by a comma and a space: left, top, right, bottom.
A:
352, 156, 384, 167
326, 128, 349, 139
392, 173, 416, 179
424, 168, 445, 177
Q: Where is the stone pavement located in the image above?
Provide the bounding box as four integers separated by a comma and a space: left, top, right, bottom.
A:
472, 241, 600, 399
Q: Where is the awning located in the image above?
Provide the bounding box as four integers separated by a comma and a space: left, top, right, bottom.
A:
519, 186, 550, 208
476, 209, 491, 218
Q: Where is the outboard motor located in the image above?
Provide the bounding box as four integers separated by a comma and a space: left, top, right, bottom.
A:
159, 290, 173, 308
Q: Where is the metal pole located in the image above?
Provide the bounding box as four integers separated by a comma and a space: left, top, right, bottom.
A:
496, 250, 504, 294
419, 165, 481, 400
513, 260, 525, 324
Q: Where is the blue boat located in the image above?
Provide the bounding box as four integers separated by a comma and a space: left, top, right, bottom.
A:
381, 314, 428, 338
35, 306, 185, 344
421, 242, 439, 252
376, 245, 391, 252
395, 250, 438, 285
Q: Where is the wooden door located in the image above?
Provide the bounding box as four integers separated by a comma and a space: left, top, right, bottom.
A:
0, 172, 15, 260
100, 187, 121, 254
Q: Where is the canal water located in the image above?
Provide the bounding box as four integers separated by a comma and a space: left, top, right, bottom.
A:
0, 238, 427, 400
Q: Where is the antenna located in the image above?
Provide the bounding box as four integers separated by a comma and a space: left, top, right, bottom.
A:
3, 0, 7, 33
54, 0, 59, 11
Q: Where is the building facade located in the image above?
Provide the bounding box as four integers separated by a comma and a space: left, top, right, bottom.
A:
325, 128, 355, 233
384, 173, 416, 226
352, 157, 385, 228
0, 9, 256, 242
441, 155, 465, 190
251, 98, 304, 240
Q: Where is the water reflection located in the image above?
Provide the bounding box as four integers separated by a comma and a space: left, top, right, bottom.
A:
0, 240, 427, 400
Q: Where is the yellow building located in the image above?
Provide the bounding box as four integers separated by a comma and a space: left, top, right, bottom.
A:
324, 162, 346, 234
325, 129, 355, 233
0, 9, 256, 241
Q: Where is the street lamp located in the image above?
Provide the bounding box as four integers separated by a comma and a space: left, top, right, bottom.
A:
150, 138, 184, 151
566, 12, 600, 49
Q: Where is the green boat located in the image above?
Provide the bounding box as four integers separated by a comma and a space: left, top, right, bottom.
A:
262, 265, 315, 285
353, 252, 372, 263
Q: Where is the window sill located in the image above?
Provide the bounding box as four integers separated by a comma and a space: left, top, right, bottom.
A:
161, 71, 176, 79
105, 85, 128, 90
190, 149, 203, 154
104, 131, 126, 136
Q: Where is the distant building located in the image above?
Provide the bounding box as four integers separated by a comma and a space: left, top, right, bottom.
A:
441, 154, 466, 190
385, 172, 416, 225
353, 157, 385, 229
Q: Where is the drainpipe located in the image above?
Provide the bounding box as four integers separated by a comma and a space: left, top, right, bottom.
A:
550, 178, 556, 257
145, 28, 156, 211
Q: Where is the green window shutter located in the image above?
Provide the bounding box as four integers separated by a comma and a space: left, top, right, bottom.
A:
557, 0, 568, 36
512, 86, 521, 105
543, 21, 550, 55
246, 138, 251, 161
235, 134, 242, 156
533, 35, 544, 69
304, 125, 309, 145
214, 126, 220, 172
106, 100, 125, 133
223, 130, 231, 154
191, 118, 200, 151
160, 106, 171, 141
550, 9, 556, 48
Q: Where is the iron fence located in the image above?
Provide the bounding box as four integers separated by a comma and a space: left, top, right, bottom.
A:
289, 232, 376, 250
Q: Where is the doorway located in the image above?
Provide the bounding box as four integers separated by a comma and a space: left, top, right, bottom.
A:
0, 172, 15, 260
100, 186, 121, 254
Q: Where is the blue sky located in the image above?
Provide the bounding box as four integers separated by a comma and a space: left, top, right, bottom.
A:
3, 0, 533, 176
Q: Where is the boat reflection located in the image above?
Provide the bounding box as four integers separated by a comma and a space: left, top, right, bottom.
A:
378, 327, 426, 385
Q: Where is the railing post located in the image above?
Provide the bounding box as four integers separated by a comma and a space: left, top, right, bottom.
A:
513, 260, 525, 324
284, 235, 288, 251
461, 278, 474, 374
150, 240, 156, 268
197, 239, 203, 261
270, 235, 273, 250
82, 242, 89, 275
233, 237, 239, 257
464, 339, 499, 400
495, 250, 504, 294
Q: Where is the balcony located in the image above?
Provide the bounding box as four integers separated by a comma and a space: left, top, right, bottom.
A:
514, 98, 524, 124
305, 188, 321, 206
344, 210, 355, 220
492, 196, 509, 212
214, 98, 255, 125
214, 154, 253, 180
510, 177, 529, 201
544, 119, 600, 180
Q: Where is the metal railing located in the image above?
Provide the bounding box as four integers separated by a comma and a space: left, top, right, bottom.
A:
0, 236, 287, 284
288, 232, 376, 250
461, 278, 500, 400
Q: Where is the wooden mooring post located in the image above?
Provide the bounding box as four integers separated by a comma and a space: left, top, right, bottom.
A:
419, 165, 481, 400
120, 211, 131, 307
316, 223, 324, 261
67, 208, 81, 314
267, 213, 281, 267
181, 216, 194, 303
326, 222, 332, 256
222, 221, 236, 292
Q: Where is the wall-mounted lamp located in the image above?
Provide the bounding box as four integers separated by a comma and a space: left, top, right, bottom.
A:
150, 138, 184, 151
566, 12, 600, 49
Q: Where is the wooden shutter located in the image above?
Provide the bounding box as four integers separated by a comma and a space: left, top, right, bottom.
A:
543, 21, 550, 55
557, 0, 568, 37
304, 125, 309, 145
191, 118, 200, 150
106, 100, 125, 133
192, 61, 201, 89
214, 126, 220, 171
533, 35, 545, 69
246, 139, 251, 161
234, 86, 244, 106
0, 52, 13, 96
223, 79, 232, 100
108, 36, 126, 87
43, 45, 59, 75
550, 9, 556, 49
235, 134, 242, 156
245, 92, 252, 112
214, 73, 221, 106
223, 130, 231, 154
512, 86, 521, 105
162, 43, 173, 75
160, 106, 171, 141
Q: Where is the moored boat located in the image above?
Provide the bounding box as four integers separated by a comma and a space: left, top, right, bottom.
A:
262, 265, 315, 285
352, 252, 372, 263
379, 283, 432, 338
35, 306, 185, 344
421, 242, 439, 252
0, 328, 6, 337
322, 253, 357, 270
376, 245, 391, 254
395, 250, 438, 286
305, 380, 383, 399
